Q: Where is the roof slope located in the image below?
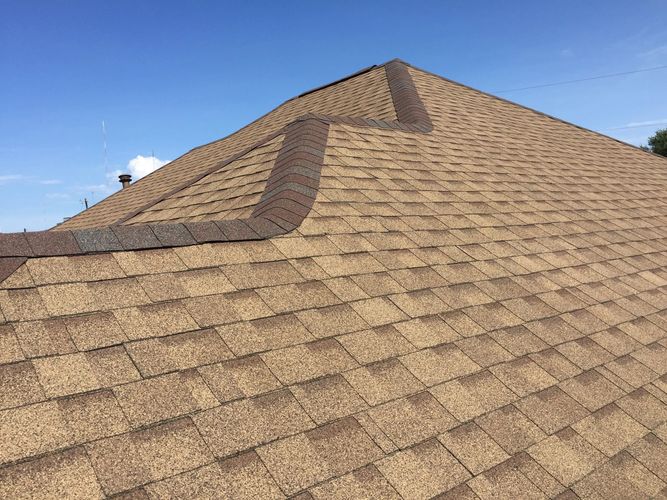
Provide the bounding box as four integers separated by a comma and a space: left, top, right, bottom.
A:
57, 64, 397, 230
1, 60, 667, 498
125, 134, 284, 225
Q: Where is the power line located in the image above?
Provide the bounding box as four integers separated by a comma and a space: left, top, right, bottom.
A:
494, 64, 667, 94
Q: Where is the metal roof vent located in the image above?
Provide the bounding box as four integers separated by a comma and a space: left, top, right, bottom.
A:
119, 174, 132, 189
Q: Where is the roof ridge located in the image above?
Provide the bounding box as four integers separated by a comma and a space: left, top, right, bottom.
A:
0, 60, 434, 281
291, 57, 413, 99
186, 63, 384, 156
55, 60, 405, 231
111, 60, 433, 226
294, 64, 379, 99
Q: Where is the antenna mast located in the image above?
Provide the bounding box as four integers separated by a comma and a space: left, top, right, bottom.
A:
102, 120, 108, 175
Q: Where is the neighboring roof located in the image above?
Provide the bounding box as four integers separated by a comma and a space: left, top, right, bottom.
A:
1, 59, 667, 499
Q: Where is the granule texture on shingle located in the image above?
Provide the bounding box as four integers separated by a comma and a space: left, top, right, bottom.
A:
1, 60, 667, 498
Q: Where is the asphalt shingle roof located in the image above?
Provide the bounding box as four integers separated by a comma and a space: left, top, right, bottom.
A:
0, 59, 666, 498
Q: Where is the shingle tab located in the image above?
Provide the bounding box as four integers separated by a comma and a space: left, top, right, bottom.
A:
125, 328, 233, 376
439, 422, 509, 475
571, 403, 648, 456
260, 338, 357, 385
193, 389, 314, 458
58, 390, 129, 443
145, 453, 284, 500
430, 370, 516, 422
113, 370, 217, 427
13, 318, 76, 358
515, 386, 588, 434
376, 439, 470, 500
572, 451, 665, 499
0, 401, 72, 464
309, 464, 400, 500
85, 418, 213, 494
527, 428, 605, 486
0, 325, 23, 364
368, 391, 456, 448
257, 417, 383, 495
0, 361, 45, 410
477, 404, 547, 455
33, 352, 101, 398
401, 343, 480, 386
343, 358, 423, 406
198, 355, 281, 403
0, 448, 102, 499
290, 374, 367, 424
217, 313, 313, 355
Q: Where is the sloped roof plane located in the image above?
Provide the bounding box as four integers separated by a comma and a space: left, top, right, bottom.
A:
1, 59, 667, 498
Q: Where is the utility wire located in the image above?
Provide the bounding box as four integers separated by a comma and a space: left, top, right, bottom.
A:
494, 64, 667, 93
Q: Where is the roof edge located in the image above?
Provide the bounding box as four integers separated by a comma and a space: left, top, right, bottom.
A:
401, 60, 667, 161
0, 60, 434, 281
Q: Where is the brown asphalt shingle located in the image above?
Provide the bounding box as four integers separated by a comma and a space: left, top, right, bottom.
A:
1, 59, 667, 497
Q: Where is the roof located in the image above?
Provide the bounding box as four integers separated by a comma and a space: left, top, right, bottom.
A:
1, 59, 667, 499
56, 63, 398, 230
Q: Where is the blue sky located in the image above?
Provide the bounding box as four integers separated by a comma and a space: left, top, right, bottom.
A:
1, 1, 666, 231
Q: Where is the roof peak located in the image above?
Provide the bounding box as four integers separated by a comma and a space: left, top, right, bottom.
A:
293, 58, 411, 100
0, 59, 434, 279
21, 56, 666, 245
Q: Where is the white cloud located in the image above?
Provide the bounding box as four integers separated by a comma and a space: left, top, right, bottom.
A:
45, 192, 70, 199
0, 174, 25, 184
125, 155, 168, 180
98, 154, 169, 195
0, 175, 62, 186
85, 179, 117, 197
69, 154, 170, 204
